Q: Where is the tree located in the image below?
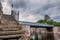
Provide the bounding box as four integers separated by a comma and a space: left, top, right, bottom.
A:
37, 15, 60, 26
44, 15, 50, 21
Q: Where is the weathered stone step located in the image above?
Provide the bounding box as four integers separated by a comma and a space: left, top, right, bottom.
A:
0, 24, 21, 30
0, 27, 21, 31
0, 34, 24, 39
0, 30, 24, 35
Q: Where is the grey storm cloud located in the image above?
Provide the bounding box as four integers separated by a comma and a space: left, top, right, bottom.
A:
2, 0, 60, 22
7, 0, 28, 9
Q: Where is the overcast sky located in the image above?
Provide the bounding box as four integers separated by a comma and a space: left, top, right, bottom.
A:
1, 0, 60, 22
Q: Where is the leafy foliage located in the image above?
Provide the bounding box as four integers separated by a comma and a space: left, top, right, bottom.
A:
37, 14, 60, 26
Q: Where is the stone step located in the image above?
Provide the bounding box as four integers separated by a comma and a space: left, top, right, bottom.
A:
0, 27, 21, 31
3, 28, 20, 31
0, 30, 24, 35
0, 34, 24, 39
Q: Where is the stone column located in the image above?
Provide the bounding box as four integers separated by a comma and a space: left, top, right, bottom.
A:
53, 27, 58, 40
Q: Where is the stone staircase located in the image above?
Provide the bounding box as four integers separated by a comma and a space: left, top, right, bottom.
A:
0, 21, 25, 39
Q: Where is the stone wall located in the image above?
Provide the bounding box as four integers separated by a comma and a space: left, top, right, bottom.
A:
53, 27, 60, 40
20, 25, 30, 37
20, 25, 30, 40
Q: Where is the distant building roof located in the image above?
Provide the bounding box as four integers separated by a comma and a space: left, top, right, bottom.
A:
18, 21, 53, 27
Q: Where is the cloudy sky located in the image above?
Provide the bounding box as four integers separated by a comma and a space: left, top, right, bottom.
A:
1, 0, 60, 22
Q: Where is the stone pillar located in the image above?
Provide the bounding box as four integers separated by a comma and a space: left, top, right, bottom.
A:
0, 1, 3, 19
21, 25, 30, 40
53, 27, 58, 40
